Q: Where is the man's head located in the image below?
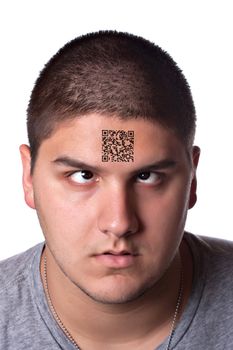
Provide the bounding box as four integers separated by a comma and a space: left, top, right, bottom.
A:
21, 31, 199, 304
27, 30, 196, 171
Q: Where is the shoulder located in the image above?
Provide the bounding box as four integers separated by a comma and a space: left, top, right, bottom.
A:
0, 244, 55, 349
186, 233, 233, 304
182, 233, 233, 346
186, 233, 233, 280
196, 234, 233, 252
0, 243, 44, 294
185, 232, 233, 259
185, 232, 233, 297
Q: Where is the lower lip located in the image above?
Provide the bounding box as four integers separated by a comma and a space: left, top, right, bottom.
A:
94, 254, 137, 268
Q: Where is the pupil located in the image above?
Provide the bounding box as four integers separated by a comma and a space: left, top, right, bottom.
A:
81, 170, 93, 179
139, 172, 150, 180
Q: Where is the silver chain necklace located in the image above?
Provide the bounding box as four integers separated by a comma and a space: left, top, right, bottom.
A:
43, 254, 183, 350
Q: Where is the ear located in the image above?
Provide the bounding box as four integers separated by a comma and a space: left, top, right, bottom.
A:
19, 144, 36, 209
188, 146, 201, 209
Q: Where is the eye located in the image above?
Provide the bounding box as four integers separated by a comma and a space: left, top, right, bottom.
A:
136, 171, 161, 184
69, 170, 95, 184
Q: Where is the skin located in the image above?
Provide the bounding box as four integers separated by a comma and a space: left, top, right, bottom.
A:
20, 114, 200, 349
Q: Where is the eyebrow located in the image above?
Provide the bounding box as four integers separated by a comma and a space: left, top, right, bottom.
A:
139, 159, 177, 171
52, 156, 177, 172
52, 157, 102, 172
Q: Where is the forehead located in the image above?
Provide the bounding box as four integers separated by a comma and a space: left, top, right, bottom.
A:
37, 114, 186, 168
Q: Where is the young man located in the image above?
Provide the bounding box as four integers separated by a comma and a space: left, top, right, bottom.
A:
1, 31, 233, 349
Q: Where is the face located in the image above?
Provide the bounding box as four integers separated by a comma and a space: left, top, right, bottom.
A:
20, 114, 199, 304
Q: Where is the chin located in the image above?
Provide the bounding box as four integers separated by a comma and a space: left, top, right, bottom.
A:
73, 277, 156, 305
82, 288, 148, 305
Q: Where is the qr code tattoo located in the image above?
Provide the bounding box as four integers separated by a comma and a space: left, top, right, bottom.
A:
102, 130, 134, 162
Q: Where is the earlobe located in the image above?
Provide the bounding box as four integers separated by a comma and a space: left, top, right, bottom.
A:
188, 146, 201, 209
19, 144, 35, 209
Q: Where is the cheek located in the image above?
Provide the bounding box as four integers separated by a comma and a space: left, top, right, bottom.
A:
139, 180, 191, 240
35, 198, 94, 271
159, 191, 189, 230
137, 189, 189, 272
34, 185, 93, 246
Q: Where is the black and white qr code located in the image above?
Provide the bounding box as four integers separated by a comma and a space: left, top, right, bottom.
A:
102, 130, 134, 162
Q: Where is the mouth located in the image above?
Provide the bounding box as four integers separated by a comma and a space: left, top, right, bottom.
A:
94, 250, 138, 268
103, 250, 133, 256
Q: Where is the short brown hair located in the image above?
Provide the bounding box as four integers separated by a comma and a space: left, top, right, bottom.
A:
27, 30, 196, 170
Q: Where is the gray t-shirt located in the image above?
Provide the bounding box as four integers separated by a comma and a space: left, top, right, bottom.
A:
1, 233, 233, 349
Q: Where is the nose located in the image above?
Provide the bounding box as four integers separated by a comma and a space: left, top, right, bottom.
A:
97, 184, 139, 238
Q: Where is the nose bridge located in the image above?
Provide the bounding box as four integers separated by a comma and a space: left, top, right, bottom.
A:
97, 181, 139, 237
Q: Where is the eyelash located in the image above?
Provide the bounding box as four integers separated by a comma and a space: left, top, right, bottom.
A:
136, 171, 164, 185
66, 170, 164, 186
66, 170, 97, 184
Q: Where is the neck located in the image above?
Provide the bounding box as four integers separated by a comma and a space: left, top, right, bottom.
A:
40, 239, 192, 349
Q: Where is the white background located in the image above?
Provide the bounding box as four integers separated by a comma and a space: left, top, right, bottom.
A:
0, 1, 232, 259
